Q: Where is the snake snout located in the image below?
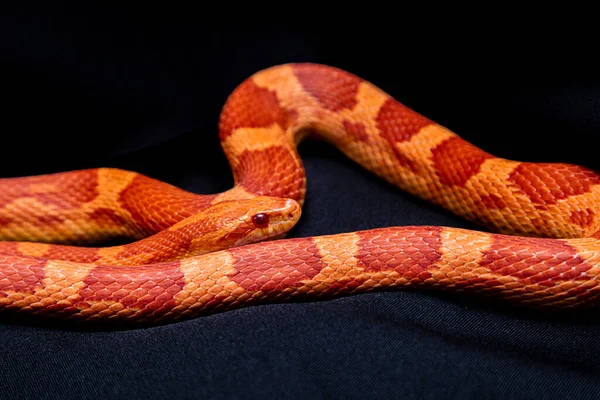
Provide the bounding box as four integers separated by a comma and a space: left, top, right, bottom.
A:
272, 198, 301, 227
258, 197, 301, 230
283, 198, 301, 221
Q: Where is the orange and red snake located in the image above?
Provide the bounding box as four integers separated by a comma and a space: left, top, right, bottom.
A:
2, 63, 600, 325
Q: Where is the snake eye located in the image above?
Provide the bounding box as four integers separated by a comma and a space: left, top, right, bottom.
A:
252, 213, 269, 228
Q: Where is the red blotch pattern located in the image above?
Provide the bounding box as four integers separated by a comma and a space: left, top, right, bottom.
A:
355, 226, 442, 280
0, 214, 67, 228
479, 194, 507, 210
112, 226, 200, 265
79, 261, 186, 311
0, 242, 20, 255
292, 64, 362, 112
376, 99, 433, 143
228, 237, 325, 292
234, 146, 305, 201
0, 169, 99, 210
88, 208, 129, 227
113, 243, 171, 265
44, 246, 102, 264
343, 119, 369, 142
219, 79, 297, 140
119, 175, 217, 236
431, 137, 494, 186
479, 235, 594, 287
375, 99, 434, 172
570, 208, 595, 228
0, 216, 13, 226
508, 163, 600, 207
36, 215, 67, 226
0, 254, 47, 295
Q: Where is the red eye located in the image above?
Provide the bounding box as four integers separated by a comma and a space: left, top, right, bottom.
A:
252, 213, 269, 228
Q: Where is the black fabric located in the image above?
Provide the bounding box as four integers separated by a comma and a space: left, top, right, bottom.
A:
1, 10, 600, 399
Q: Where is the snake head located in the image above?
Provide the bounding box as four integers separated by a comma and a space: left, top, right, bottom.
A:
233, 196, 301, 246
182, 195, 301, 251
157, 196, 301, 258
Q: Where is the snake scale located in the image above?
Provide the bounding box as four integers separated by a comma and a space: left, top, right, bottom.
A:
1, 63, 600, 325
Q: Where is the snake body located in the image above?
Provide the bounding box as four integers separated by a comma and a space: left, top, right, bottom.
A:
2, 63, 600, 325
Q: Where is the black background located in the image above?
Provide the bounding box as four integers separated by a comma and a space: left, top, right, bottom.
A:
1, 9, 600, 399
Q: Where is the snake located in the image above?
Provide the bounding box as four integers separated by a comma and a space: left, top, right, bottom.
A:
2, 62, 600, 325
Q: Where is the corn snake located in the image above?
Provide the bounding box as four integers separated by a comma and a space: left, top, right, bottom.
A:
2, 62, 600, 325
